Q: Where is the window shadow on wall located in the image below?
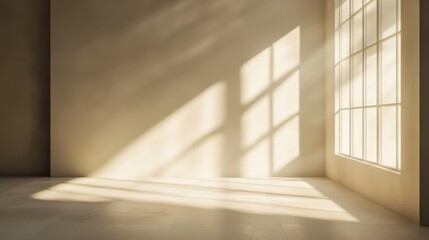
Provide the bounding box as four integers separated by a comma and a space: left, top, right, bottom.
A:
51, 0, 325, 178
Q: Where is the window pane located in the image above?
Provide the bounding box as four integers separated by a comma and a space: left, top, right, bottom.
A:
341, 59, 350, 108
380, 106, 397, 168
365, 1, 377, 46
353, 0, 363, 13
364, 107, 377, 162
380, 36, 397, 104
341, 0, 350, 22
335, 113, 340, 154
340, 110, 350, 155
353, 53, 363, 107
335, 28, 340, 64
397, 105, 401, 169
352, 11, 363, 53
365, 46, 377, 105
334, 0, 401, 171
352, 109, 363, 158
336, 0, 340, 28
341, 21, 350, 59
397, 33, 401, 103
335, 65, 340, 111
381, 0, 397, 39
397, 0, 401, 31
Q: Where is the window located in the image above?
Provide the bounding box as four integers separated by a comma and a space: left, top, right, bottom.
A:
335, 0, 401, 170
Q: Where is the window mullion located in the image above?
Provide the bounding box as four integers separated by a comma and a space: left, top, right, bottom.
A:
376, 0, 381, 165
349, 0, 352, 157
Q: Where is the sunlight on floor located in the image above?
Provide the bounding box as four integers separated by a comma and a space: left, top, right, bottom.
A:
32, 178, 358, 222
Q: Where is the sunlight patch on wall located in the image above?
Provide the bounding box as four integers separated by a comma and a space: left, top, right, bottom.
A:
91, 82, 226, 178
240, 96, 270, 149
240, 48, 270, 105
273, 71, 300, 127
272, 27, 300, 81
159, 133, 224, 177
239, 26, 301, 176
241, 138, 270, 177
273, 116, 300, 173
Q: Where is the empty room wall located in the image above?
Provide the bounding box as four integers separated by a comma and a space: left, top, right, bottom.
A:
0, 0, 50, 175
420, 0, 429, 226
325, 0, 419, 222
51, 0, 326, 179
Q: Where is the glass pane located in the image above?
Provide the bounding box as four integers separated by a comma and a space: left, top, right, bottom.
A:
340, 110, 350, 155
341, 59, 350, 108
335, 65, 340, 112
353, 0, 363, 13
397, 105, 401, 169
381, 0, 397, 39
341, 21, 350, 59
380, 36, 397, 104
380, 106, 397, 168
335, 113, 340, 154
336, 0, 340, 29
353, 53, 363, 107
365, 46, 377, 105
365, 1, 377, 46
398, 0, 401, 31
352, 11, 363, 53
364, 107, 377, 162
335, 28, 340, 64
341, 0, 350, 22
397, 33, 401, 102
352, 109, 363, 158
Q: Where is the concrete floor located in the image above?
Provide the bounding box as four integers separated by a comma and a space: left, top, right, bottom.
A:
0, 177, 428, 240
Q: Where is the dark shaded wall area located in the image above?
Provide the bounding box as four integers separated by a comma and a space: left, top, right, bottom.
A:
421, 0, 429, 226
0, 0, 50, 175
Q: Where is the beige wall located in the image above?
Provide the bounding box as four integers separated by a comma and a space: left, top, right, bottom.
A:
0, 0, 50, 175
51, 0, 326, 179
325, 0, 419, 222
421, 0, 429, 226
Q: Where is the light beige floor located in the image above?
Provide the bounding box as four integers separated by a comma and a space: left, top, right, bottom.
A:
0, 177, 428, 240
